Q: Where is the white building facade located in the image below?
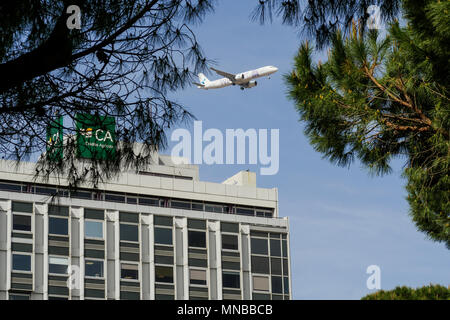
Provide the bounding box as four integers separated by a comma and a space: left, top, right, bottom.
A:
0, 155, 290, 300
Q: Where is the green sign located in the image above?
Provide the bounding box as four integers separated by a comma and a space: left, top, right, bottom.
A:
46, 115, 63, 161
76, 113, 116, 160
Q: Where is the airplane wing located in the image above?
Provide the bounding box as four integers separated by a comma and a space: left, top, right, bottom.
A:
210, 67, 236, 82
193, 82, 205, 87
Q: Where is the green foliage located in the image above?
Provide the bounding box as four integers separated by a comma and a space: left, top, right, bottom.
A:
361, 284, 450, 300
286, 0, 450, 247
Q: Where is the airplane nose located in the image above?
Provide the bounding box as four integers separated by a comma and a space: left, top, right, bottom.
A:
273, 67, 278, 72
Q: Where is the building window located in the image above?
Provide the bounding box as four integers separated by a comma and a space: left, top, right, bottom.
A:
85, 259, 104, 278
121, 263, 139, 280
251, 256, 270, 274
222, 234, 238, 251
188, 231, 206, 248
222, 271, 240, 289
49, 256, 68, 274
49, 217, 68, 235
189, 269, 207, 285
12, 214, 31, 232
251, 238, 268, 255
155, 266, 173, 283
120, 224, 138, 242
85, 220, 103, 239
9, 293, 30, 300
271, 276, 283, 294
154, 227, 173, 245
12, 253, 31, 272
253, 276, 270, 292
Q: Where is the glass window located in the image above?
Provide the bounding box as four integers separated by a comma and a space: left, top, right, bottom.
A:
49, 217, 68, 235
120, 224, 138, 242
171, 200, 191, 209
49, 256, 68, 274
271, 276, 283, 294
222, 271, 240, 289
9, 293, 30, 300
154, 227, 172, 245
271, 258, 282, 275
12, 254, 31, 272
251, 256, 270, 274
121, 264, 139, 280
270, 239, 281, 257
222, 234, 238, 250
85, 220, 103, 239
284, 277, 289, 294
236, 207, 254, 216
188, 231, 206, 248
253, 276, 270, 292
85, 260, 104, 278
282, 240, 288, 258
155, 266, 173, 283
251, 238, 268, 255
13, 214, 31, 232
189, 269, 207, 285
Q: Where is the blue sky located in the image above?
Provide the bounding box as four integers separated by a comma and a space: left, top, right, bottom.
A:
162, 1, 450, 299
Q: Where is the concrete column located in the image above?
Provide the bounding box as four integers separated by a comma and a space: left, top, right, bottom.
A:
141, 214, 152, 300
0, 200, 11, 300
174, 217, 187, 300
33, 203, 48, 300
240, 224, 251, 300
208, 221, 221, 300
70, 207, 83, 300
106, 210, 119, 300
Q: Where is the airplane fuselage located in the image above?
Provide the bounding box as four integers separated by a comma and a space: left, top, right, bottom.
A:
199, 66, 278, 90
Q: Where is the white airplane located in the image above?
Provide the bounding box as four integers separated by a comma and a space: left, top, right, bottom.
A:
193, 65, 278, 90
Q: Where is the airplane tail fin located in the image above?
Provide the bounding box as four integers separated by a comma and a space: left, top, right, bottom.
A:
198, 73, 210, 85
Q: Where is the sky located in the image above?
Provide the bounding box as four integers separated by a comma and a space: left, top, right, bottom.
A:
162, 1, 450, 299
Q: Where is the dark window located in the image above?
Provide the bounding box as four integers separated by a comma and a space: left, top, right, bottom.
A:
251, 238, 268, 255
270, 239, 281, 257
282, 240, 288, 258
270, 258, 282, 275
121, 264, 139, 280
71, 190, 92, 199
9, 293, 30, 300
204, 204, 223, 213
192, 202, 204, 211
171, 200, 191, 209
12, 201, 33, 213
105, 193, 125, 203
236, 207, 254, 216
13, 215, 31, 232
154, 227, 172, 245
283, 259, 289, 276
251, 256, 270, 274
271, 276, 283, 294
12, 254, 31, 272
222, 271, 240, 288
120, 224, 138, 242
85, 260, 103, 278
154, 216, 172, 226
222, 234, 238, 250
139, 197, 159, 206
188, 219, 206, 230
126, 197, 137, 204
284, 277, 289, 294
35, 186, 57, 195
221, 222, 239, 233
155, 266, 173, 283
49, 217, 68, 235
188, 231, 206, 248
0, 182, 21, 192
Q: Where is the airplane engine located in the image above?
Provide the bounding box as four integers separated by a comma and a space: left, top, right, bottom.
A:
247, 80, 257, 88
